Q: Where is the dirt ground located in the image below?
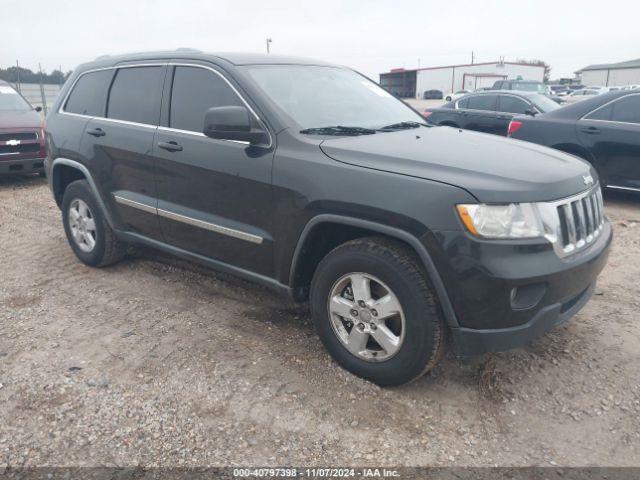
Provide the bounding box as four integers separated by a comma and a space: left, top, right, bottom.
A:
0, 175, 639, 468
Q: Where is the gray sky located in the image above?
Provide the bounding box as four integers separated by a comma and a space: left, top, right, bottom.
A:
2, 0, 639, 80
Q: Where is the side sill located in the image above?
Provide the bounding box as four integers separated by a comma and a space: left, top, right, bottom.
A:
116, 230, 294, 301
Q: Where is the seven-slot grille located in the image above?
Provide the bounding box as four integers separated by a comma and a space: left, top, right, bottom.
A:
556, 187, 604, 255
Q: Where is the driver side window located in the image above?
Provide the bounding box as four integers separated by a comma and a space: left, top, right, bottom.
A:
169, 66, 243, 133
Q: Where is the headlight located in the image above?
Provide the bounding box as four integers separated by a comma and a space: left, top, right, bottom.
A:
456, 203, 544, 239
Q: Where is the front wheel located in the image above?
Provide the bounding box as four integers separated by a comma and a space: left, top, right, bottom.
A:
310, 238, 446, 386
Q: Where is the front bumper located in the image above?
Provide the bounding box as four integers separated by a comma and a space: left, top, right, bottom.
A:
0, 157, 46, 175
438, 220, 612, 356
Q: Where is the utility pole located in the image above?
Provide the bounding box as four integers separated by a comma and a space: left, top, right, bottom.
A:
471, 51, 475, 64
38, 63, 47, 115
15, 59, 21, 93
266, 38, 272, 54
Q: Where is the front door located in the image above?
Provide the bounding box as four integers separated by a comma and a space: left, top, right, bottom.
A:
577, 93, 640, 189
154, 64, 274, 276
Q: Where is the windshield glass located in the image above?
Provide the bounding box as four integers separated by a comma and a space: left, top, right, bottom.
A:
0, 85, 31, 111
244, 65, 424, 131
530, 94, 560, 112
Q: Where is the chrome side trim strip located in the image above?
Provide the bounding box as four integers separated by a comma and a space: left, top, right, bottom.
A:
607, 184, 640, 192
113, 193, 263, 244
156, 126, 250, 145
113, 195, 158, 214
157, 208, 263, 244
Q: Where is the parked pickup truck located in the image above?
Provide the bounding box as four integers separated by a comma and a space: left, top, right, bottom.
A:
0, 80, 46, 175
45, 50, 611, 386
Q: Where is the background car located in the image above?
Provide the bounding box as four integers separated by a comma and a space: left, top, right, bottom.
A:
564, 88, 605, 104
444, 90, 469, 101
0, 80, 46, 175
423, 91, 560, 136
509, 91, 640, 192
550, 85, 570, 96
422, 89, 443, 99
492, 79, 566, 103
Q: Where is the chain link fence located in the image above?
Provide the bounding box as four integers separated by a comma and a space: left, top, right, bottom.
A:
12, 82, 63, 115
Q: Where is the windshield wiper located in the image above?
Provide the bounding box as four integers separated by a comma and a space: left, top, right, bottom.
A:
299, 125, 377, 136
377, 121, 428, 131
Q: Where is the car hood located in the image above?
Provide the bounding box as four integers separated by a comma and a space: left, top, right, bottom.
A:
0, 109, 41, 129
319, 126, 595, 203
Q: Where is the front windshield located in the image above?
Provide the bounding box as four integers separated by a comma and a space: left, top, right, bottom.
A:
244, 65, 424, 131
0, 85, 31, 111
530, 94, 560, 112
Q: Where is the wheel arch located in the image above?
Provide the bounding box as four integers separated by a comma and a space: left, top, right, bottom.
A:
288, 214, 459, 328
50, 158, 115, 226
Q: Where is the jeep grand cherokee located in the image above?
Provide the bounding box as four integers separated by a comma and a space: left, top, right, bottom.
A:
44, 51, 612, 386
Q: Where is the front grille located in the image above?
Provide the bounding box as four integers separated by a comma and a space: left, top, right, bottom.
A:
0, 130, 41, 156
555, 187, 604, 255
0, 132, 38, 142
0, 143, 40, 156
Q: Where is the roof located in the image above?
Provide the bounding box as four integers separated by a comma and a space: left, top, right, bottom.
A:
578, 58, 640, 73
382, 61, 545, 74
84, 49, 333, 69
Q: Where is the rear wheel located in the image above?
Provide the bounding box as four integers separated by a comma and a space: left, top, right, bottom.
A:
61, 180, 126, 267
310, 237, 446, 386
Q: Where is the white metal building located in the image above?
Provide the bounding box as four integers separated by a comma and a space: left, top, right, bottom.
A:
380, 61, 545, 99
577, 59, 640, 87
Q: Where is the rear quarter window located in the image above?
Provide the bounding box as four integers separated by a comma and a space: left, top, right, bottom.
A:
64, 70, 114, 116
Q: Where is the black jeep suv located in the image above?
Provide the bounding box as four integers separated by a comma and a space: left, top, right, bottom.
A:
45, 51, 612, 386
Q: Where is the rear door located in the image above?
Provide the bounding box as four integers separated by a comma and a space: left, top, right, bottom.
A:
577, 93, 640, 189
154, 63, 274, 276
462, 95, 500, 134
81, 65, 166, 239
495, 94, 533, 136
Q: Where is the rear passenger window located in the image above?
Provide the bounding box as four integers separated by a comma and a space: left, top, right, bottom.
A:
586, 103, 613, 121
499, 95, 530, 114
169, 66, 244, 133
64, 70, 113, 117
611, 95, 640, 124
467, 95, 497, 111
456, 97, 469, 109
107, 67, 164, 125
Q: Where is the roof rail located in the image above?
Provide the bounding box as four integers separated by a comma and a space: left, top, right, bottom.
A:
93, 48, 202, 61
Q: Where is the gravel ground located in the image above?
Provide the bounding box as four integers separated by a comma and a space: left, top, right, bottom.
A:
0, 175, 639, 468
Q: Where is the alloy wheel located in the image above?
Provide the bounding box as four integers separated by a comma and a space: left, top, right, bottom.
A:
68, 198, 97, 253
327, 272, 405, 362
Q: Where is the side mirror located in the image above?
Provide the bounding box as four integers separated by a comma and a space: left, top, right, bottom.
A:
34, 106, 42, 112
525, 109, 537, 116
203, 106, 267, 145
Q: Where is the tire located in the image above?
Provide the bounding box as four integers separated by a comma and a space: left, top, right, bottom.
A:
310, 237, 446, 386
445, 96, 452, 101
61, 179, 126, 267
